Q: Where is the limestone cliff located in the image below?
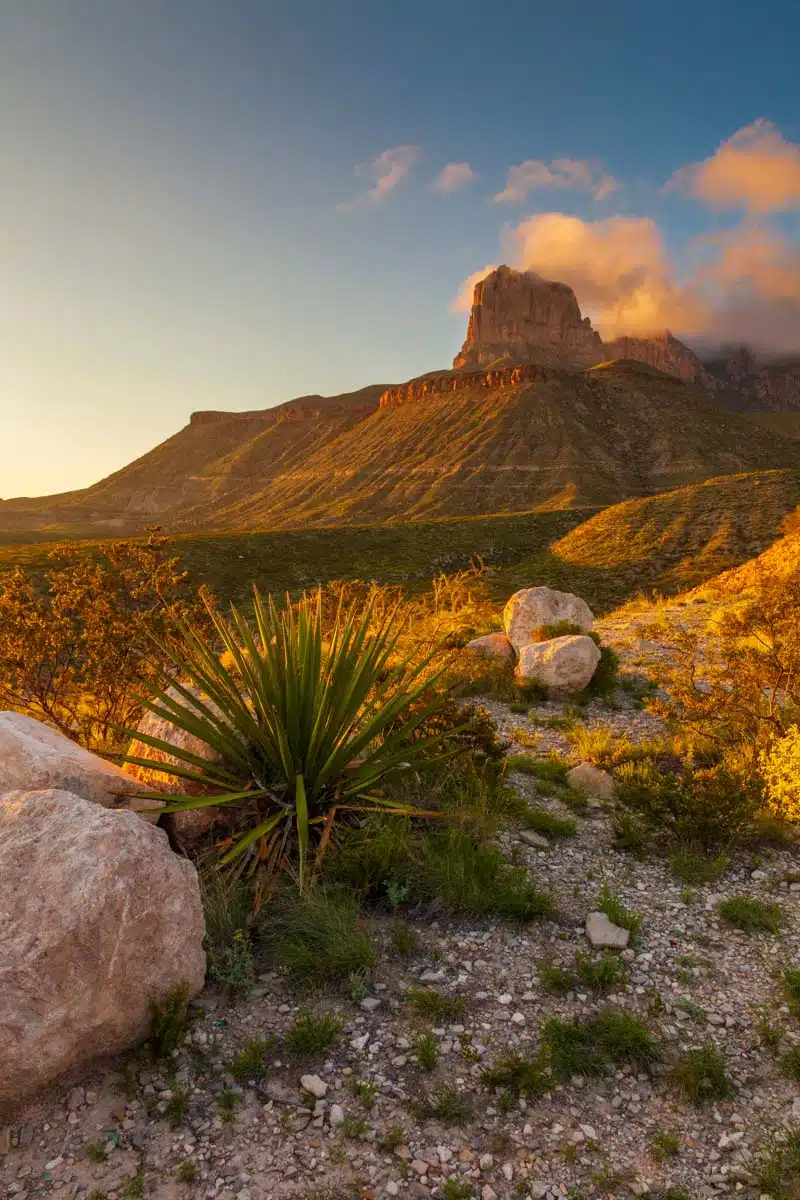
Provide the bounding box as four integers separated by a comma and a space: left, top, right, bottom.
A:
453, 266, 604, 371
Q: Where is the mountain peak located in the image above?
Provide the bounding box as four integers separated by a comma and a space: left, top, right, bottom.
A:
453, 265, 604, 371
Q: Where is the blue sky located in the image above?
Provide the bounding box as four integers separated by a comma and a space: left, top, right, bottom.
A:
0, 0, 798, 497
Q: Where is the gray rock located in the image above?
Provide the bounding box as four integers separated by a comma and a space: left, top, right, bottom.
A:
519, 830, 550, 850
585, 911, 630, 949
300, 1074, 328, 1099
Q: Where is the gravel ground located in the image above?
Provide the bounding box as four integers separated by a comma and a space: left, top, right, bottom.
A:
2, 609, 799, 1200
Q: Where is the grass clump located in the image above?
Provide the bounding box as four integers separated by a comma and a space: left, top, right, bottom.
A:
378, 1125, 407, 1153
717, 895, 782, 934
414, 1031, 438, 1072
669, 851, 727, 885
164, 1085, 190, 1128
442, 1180, 474, 1200
392, 924, 419, 957
780, 1045, 800, 1082
175, 1160, 198, 1185
200, 874, 255, 993
523, 806, 577, 839
122, 1166, 145, 1200
407, 987, 466, 1022
229, 1036, 273, 1083
781, 965, 800, 1017
286, 1010, 343, 1058
217, 1088, 239, 1123
757, 1128, 800, 1199
542, 1010, 659, 1080
262, 888, 377, 987
540, 952, 626, 996
415, 828, 554, 922
650, 1130, 681, 1161
508, 754, 569, 788
599, 888, 643, 937
85, 1140, 108, 1164
411, 1082, 473, 1127
145, 985, 192, 1062
482, 1051, 551, 1098
671, 1046, 734, 1105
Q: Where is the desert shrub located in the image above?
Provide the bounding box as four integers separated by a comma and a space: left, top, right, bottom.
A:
0, 529, 202, 749
523, 807, 577, 839
411, 1082, 473, 1126
125, 588, 451, 884
646, 566, 800, 774
229, 1036, 273, 1082
145, 985, 192, 1061
398, 695, 504, 764
415, 826, 554, 920
258, 888, 376, 987
759, 727, 800, 821
482, 1051, 551, 1098
581, 644, 621, 701
540, 952, 626, 996
567, 724, 665, 769
670, 1046, 734, 1104
614, 760, 760, 851
200, 872, 255, 992
509, 754, 569, 788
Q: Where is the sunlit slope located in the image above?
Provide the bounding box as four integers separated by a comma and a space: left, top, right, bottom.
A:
179, 363, 800, 531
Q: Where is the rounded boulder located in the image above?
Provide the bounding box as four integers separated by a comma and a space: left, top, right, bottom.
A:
516, 634, 600, 697
503, 587, 594, 653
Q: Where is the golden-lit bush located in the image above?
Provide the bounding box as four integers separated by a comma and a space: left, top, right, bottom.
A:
760, 728, 800, 822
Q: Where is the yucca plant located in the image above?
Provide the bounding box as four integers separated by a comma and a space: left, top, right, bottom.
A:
123, 588, 451, 889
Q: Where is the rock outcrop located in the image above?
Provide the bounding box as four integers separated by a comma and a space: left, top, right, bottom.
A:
517, 635, 601, 696
602, 332, 712, 386
0, 711, 157, 817
503, 587, 594, 655
453, 267, 604, 371
0, 789, 205, 1108
702, 346, 800, 412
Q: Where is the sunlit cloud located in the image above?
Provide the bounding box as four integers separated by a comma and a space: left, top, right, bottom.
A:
338, 145, 419, 210
450, 263, 497, 313
432, 162, 477, 194
665, 119, 800, 214
493, 157, 618, 204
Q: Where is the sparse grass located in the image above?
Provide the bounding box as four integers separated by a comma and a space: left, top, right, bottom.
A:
415, 1031, 439, 1072
200, 873, 255, 993
781, 965, 800, 1017
671, 1046, 734, 1105
650, 1130, 681, 1160
85, 1140, 107, 1164
482, 1051, 551, 1098
229, 1036, 273, 1083
510, 754, 569, 788
342, 1115, 370, 1139
442, 1180, 474, 1200
392, 924, 419, 957
674, 997, 707, 1025
122, 1166, 145, 1200
511, 727, 540, 749
411, 1082, 473, 1127
262, 888, 377, 987
669, 851, 727, 885
406, 987, 466, 1022
347, 1078, 377, 1109
757, 1128, 800, 1199
757, 1016, 783, 1051
145, 984, 192, 1061
286, 1010, 343, 1058
165, 1085, 190, 1127
378, 1125, 406, 1153
217, 1088, 239, 1123
599, 888, 643, 937
176, 1160, 198, 1185
717, 896, 782, 934
612, 812, 650, 855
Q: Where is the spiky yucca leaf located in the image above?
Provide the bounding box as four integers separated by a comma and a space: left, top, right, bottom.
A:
122, 588, 450, 882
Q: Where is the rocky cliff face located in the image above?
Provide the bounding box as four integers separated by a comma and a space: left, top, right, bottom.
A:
455, 265, 800, 411
453, 266, 604, 370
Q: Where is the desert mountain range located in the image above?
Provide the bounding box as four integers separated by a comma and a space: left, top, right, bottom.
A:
2, 266, 799, 537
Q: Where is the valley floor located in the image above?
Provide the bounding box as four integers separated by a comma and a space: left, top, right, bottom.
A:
2, 623, 799, 1200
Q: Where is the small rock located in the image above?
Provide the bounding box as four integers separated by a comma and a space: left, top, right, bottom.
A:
300, 1074, 328, 1099
66, 1086, 85, 1111
329, 1104, 345, 1127
360, 997, 381, 1012
497, 994, 513, 1005
511, 1012, 526, 1026
411, 1159, 429, 1176
585, 911, 630, 949
519, 830, 550, 851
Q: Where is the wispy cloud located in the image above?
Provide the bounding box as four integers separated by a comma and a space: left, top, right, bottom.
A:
338, 145, 419, 211
432, 162, 477, 194
450, 263, 497, 312
665, 119, 800, 214
493, 157, 618, 204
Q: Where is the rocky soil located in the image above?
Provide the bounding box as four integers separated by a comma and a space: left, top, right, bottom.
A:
2, 615, 798, 1200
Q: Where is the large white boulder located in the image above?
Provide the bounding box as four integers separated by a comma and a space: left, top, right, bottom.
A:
124, 686, 226, 839
517, 635, 600, 697
464, 632, 515, 661
0, 789, 205, 1108
503, 587, 594, 653
0, 711, 157, 817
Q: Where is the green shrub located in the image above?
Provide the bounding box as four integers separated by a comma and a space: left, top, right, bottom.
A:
175, 1159, 198, 1184
757, 1128, 800, 1200
165, 1085, 190, 1127
217, 1089, 239, 1123
506, 754, 569, 788
781, 1045, 800, 1082
414, 827, 554, 921
286, 1010, 343, 1058
612, 812, 651, 855
415, 1031, 439, 1071
782, 965, 800, 1018
717, 896, 782, 934
581, 644, 620, 701
671, 1046, 734, 1105
392, 924, 419, 957
125, 588, 452, 885
615, 761, 760, 851
650, 1130, 681, 1161
523, 807, 577, 839
145, 985, 192, 1061
411, 1082, 473, 1126
669, 851, 727, 885
540, 952, 626, 996
541, 1010, 659, 1080
229, 1037, 273, 1082
261, 888, 376, 986
482, 1051, 551, 1098
530, 621, 584, 642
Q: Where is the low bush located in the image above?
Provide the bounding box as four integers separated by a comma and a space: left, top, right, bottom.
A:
671, 1046, 734, 1105
482, 1051, 551, 1098
530, 621, 584, 642
414, 1031, 439, 1071
580, 644, 620, 702
415, 827, 555, 921
201, 873, 255, 993
650, 1131, 681, 1161
717, 895, 782, 934
615, 760, 760, 852
229, 1037, 273, 1082
760, 728, 800, 822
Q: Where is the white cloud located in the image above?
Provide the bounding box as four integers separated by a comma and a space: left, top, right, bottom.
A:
432, 162, 477, 194
665, 119, 800, 214
451, 264, 497, 313
493, 157, 618, 204
338, 145, 419, 210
